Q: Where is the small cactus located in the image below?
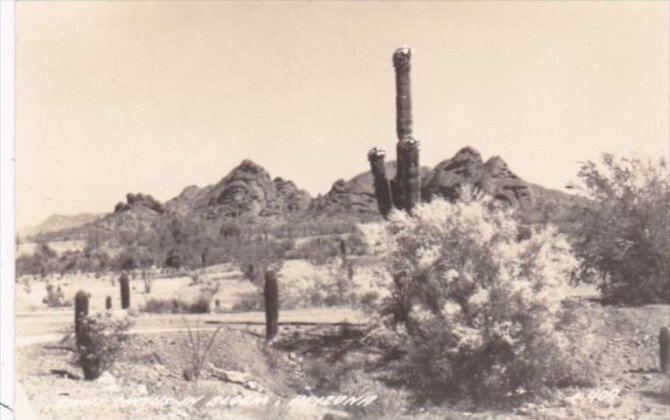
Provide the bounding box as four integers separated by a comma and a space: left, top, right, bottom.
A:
120, 274, 130, 309
105, 296, 112, 310
340, 238, 347, 266
264, 270, 279, 341
339, 238, 347, 257
660, 327, 669, 374
74, 290, 89, 348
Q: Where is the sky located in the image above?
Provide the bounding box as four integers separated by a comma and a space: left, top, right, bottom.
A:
16, 1, 669, 228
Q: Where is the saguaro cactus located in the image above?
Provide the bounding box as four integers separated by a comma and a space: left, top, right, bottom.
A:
369, 46, 421, 217
264, 270, 279, 341
74, 290, 89, 348
120, 274, 130, 309
339, 238, 347, 266
105, 296, 112, 310
660, 327, 669, 374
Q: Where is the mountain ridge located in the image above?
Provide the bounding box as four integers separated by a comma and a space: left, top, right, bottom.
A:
26, 148, 587, 242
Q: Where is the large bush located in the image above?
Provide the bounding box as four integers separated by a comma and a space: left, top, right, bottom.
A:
573, 154, 669, 304
363, 194, 596, 402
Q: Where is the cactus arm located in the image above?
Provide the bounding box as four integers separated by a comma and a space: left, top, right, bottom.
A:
368, 148, 394, 217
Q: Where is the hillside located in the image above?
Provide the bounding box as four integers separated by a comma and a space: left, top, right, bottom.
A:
29, 149, 588, 244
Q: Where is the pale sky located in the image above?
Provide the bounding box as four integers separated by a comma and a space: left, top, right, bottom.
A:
16, 1, 669, 228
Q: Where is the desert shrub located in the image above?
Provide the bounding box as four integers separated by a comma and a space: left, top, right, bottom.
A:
43, 284, 71, 307
279, 260, 351, 307
228, 260, 389, 311
142, 296, 211, 314
289, 237, 342, 265
276, 260, 390, 309
573, 154, 669, 304
186, 295, 213, 313
363, 195, 596, 402
181, 318, 224, 381
165, 249, 183, 269
141, 270, 153, 294
289, 234, 367, 265
142, 298, 178, 313
219, 222, 242, 239
63, 311, 131, 380
230, 290, 263, 312
15, 243, 59, 277
229, 240, 287, 285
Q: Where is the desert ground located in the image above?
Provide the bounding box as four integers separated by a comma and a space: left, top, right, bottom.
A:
14, 261, 670, 420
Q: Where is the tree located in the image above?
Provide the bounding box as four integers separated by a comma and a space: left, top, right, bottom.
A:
574, 154, 669, 304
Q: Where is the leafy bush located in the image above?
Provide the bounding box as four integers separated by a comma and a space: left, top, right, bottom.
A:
573, 154, 669, 304
363, 194, 596, 402
63, 312, 131, 380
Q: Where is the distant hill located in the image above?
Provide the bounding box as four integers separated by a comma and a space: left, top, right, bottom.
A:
31, 148, 590, 244
18, 213, 103, 240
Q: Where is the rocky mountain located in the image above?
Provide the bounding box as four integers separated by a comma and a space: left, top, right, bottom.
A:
32, 160, 313, 242
309, 146, 583, 225
30, 150, 587, 243
166, 159, 312, 222
18, 213, 103, 240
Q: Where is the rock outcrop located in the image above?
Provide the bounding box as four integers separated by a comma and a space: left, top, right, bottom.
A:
422, 147, 532, 208
114, 193, 167, 214
170, 159, 312, 221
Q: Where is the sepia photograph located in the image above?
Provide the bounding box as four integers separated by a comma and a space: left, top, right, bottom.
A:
4, 1, 670, 419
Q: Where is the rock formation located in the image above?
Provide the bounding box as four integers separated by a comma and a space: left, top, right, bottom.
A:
422, 147, 532, 208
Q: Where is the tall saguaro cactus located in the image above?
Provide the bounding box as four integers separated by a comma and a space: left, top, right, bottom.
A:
74, 290, 89, 348
264, 270, 279, 341
368, 46, 421, 217
120, 274, 130, 309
